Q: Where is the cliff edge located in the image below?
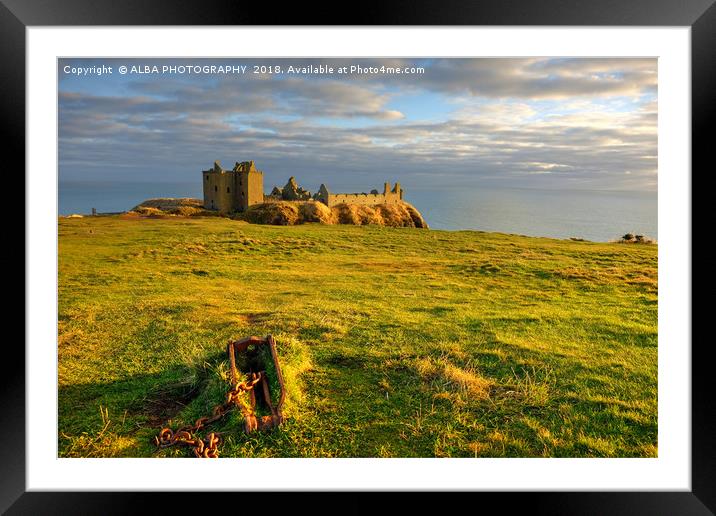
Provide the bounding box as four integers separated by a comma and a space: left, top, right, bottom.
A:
240, 200, 428, 228
129, 198, 428, 228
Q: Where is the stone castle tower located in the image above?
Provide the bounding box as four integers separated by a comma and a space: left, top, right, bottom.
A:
202, 160, 264, 213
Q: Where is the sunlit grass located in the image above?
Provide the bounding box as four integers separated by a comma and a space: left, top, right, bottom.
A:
58, 216, 657, 457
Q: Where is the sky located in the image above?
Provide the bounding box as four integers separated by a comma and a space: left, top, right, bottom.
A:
58, 58, 657, 193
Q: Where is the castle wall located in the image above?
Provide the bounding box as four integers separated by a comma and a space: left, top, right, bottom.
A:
327, 193, 387, 207
202, 164, 264, 213
203, 172, 236, 213
324, 182, 403, 207
235, 171, 248, 212
241, 171, 264, 210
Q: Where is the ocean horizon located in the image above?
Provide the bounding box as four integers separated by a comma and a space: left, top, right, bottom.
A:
58, 180, 657, 243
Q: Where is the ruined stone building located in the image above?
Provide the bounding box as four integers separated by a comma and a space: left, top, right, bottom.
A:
267, 176, 404, 207
279, 177, 313, 201
202, 160, 264, 213
313, 182, 403, 207
203, 159, 405, 213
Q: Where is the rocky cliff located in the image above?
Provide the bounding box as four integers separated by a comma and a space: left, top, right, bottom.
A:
240, 200, 428, 228
129, 197, 429, 228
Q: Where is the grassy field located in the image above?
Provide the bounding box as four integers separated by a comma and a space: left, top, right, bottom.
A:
58, 215, 658, 458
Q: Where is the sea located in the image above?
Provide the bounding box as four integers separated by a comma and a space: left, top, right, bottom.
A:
58, 181, 657, 243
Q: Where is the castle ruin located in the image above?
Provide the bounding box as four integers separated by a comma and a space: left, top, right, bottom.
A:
203, 159, 404, 213
266, 176, 403, 207
202, 160, 264, 213
312, 182, 403, 207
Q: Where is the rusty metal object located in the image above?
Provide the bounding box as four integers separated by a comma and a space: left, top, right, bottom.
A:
227, 334, 286, 431
154, 334, 286, 458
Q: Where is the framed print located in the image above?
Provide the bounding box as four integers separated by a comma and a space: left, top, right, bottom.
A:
6, 0, 715, 513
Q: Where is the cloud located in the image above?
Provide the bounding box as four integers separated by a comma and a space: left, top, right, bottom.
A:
58, 57, 657, 192
404, 58, 656, 99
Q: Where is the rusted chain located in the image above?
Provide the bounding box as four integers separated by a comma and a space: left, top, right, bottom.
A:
154, 371, 264, 458
154, 334, 286, 458
227, 335, 286, 428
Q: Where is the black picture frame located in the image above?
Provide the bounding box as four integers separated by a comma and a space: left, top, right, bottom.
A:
5, 0, 714, 513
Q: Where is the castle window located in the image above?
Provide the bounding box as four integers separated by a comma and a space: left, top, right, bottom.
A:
205, 175, 209, 181
227, 187, 230, 193
214, 186, 218, 192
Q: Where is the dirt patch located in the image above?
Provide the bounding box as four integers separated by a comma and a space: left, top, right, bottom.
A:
143, 381, 204, 427
141, 364, 214, 428
144, 397, 193, 427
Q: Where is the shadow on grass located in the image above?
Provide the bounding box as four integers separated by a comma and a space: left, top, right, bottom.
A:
58, 350, 229, 457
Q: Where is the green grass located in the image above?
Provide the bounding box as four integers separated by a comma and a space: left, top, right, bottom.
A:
58, 216, 657, 458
